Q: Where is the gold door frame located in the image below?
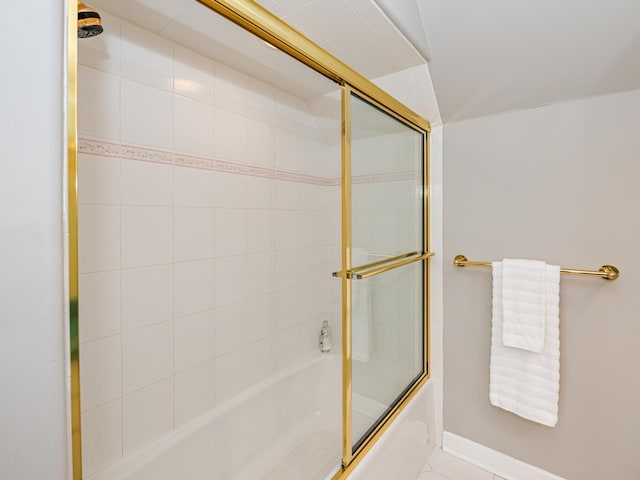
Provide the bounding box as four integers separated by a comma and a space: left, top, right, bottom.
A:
67, 1, 431, 478
339, 86, 431, 475
66, 0, 82, 478
341, 85, 354, 466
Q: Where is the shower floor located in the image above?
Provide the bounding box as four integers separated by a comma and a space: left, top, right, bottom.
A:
263, 431, 341, 480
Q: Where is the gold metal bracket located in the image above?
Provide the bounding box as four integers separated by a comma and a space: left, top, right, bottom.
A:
599, 265, 620, 280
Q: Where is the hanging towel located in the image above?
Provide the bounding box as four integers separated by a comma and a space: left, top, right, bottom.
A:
502, 258, 547, 352
351, 248, 372, 362
490, 261, 561, 427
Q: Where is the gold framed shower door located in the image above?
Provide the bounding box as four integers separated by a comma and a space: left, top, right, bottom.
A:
338, 84, 430, 472
67, 1, 431, 478
66, 0, 82, 478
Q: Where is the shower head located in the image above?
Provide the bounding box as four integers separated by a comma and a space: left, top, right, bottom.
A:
78, 1, 103, 38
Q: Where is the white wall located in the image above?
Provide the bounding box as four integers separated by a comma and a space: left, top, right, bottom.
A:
0, 2, 69, 480
443, 89, 640, 479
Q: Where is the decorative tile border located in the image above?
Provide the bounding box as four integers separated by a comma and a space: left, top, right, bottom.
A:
78, 138, 419, 185
78, 138, 337, 186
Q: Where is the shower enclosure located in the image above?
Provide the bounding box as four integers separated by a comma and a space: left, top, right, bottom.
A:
68, 1, 430, 479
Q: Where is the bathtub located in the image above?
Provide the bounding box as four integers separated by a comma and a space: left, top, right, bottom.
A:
89, 354, 342, 480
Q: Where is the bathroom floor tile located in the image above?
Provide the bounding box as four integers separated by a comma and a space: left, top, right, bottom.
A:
420, 458, 432, 472
417, 472, 448, 480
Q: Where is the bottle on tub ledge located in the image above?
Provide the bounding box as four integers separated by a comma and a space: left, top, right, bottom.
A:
319, 320, 332, 353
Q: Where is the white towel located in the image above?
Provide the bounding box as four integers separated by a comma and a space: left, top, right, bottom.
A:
502, 258, 547, 352
490, 261, 561, 427
352, 248, 372, 362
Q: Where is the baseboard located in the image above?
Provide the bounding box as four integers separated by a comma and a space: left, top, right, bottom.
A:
442, 432, 567, 480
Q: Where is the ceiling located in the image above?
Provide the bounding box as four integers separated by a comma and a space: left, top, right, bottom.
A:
87, 0, 640, 123
89, 0, 426, 100
412, 0, 640, 123
91, 0, 335, 99
255, 0, 425, 79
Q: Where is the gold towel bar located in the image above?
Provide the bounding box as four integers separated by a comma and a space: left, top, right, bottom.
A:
333, 251, 434, 280
453, 254, 620, 281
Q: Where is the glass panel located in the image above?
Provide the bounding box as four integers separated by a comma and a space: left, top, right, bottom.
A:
351, 94, 424, 257
77, 3, 343, 479
349, 93, 425, 451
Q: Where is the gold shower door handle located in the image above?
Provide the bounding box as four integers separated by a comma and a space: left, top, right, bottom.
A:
332, 251, 434, 280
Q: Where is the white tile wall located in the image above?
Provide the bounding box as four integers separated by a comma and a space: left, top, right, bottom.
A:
173, 167, 215, 207
121, 206, 173, 267
173, 207, 214, 261
81, 400, 123, 477
214, 108, 248, 164
174, 360, 216, 428
214, 63, 249, 114
123, 379, 174, 455
77, 154, 120, 205
247, 336, 277, 384
122, 321, 174, 393
214, 255, 248, 307
214, 209, 247, 257
79, 270, 121, 342
275, 178, 300, 210
80, 336, 122, 410
247, 119, 276, 168
214, 172, 247, 208
246, 294, 277, 343
275, 325, 301, 370
247, 252, 276, 298
275, 249, 301, 291
275, 288, 300, 331
121, 79, 173, 150
246, 176, 276, 209
247, 77, 276, 123
121, 22, 173, 91
121, 159, 173, 206
173, 260, 214, 317
173, 44, 215, 105
78, 205, 121, 273
78, 12, 341, 471
121, 265, 173, 331
275, 127, 299, 172
215, 347, 249, 404
214, 301, 247, 357
78, 66, 121, 142
247, 209, 276, 253
173, 95, 214, 158
175, 310, 216, 372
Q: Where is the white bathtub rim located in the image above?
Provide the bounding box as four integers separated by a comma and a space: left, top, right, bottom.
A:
348, 380, 435, 480
87, 352, 338, 480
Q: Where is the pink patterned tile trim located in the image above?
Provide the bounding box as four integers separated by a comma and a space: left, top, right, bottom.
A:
78, 138, 337, 186
78, 138, 419, 185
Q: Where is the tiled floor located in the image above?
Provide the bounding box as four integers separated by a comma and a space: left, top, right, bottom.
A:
417, 447, 505, 480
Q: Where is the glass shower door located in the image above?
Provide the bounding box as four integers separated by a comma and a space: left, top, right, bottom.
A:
342, 90, 429, 460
